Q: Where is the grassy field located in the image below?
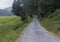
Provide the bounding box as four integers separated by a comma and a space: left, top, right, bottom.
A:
0, 16, 31, 42
40, 9, 60, 37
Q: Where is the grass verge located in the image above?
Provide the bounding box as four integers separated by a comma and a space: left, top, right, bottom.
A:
0, 16, 32, 42
40, 9, 60, 37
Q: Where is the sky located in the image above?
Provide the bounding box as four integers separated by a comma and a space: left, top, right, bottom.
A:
0, 0, 13, 9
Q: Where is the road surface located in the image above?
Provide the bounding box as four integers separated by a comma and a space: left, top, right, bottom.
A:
20, 18, 60, 42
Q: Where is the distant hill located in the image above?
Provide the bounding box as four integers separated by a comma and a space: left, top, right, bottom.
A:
0, 7, 14, 16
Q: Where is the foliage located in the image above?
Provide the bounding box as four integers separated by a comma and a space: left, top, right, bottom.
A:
12, 0, 27, 21
40, 9, 60, 37
0, 16, 32, 42
12, 0, 60, 19
39, 0, 60, 17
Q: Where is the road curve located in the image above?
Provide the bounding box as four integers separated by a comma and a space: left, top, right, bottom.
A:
20, 18, 60, 42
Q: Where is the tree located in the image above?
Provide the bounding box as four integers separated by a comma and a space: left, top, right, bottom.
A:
12, 0, 27, 21
39, 0, 60, 17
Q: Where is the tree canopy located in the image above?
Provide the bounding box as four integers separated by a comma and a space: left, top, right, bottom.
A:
12, 0, 60, 20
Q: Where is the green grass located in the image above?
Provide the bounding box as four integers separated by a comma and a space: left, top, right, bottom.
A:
40, 9, 60, 37
0, 16, 31, 42
0, 16, 21, 24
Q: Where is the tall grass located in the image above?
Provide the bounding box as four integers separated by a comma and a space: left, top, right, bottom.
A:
0, 16, 32, 42
40, 9, 60, 37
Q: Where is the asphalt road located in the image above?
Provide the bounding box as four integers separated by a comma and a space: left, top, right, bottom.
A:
20, 18, 60, 42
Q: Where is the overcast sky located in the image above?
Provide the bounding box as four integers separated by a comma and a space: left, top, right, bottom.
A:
0, 0, 13, 9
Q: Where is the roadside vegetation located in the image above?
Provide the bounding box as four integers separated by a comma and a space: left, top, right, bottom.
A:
0, 16, 32, 42
40, 9, 60, 37
0, 0, 60, 42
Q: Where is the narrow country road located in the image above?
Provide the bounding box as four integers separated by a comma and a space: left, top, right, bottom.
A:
20, 18, 60, 42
